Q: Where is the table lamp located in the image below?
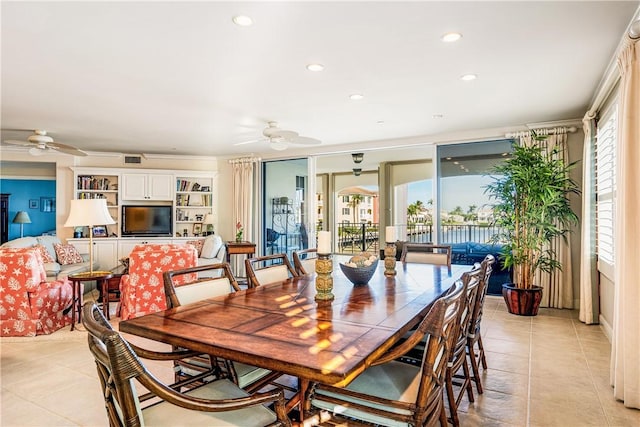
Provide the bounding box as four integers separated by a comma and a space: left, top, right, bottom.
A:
64, 199, 115, 274
12, 211, 31, 238
203, 213, 214, 235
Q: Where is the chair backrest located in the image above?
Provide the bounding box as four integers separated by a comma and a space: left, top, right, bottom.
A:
449, 265, 483, 368
245, 253, 298, 288
163, 263, 240, 308
292, 248, 317, 275
82, 303, 290, 426
401, 243, 452, 268
468, 255, 495, 338
414, 279, 465, 424
120, 244, 198, 320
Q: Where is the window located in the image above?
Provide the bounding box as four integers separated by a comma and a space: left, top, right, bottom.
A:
595, 101, 617, 278
342, 196, 349, 203
342, 208, 350, 215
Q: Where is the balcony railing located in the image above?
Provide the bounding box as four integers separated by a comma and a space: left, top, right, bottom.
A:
329, 222, 504, 254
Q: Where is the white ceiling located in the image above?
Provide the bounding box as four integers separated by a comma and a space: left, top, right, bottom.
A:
1, 1, 638, 158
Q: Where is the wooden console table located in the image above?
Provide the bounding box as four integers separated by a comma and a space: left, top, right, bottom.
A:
225, 240, 256, 263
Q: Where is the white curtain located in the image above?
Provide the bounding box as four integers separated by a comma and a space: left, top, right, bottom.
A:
517, 129, 574, 308
231, 157, 258, 275
579, 116, 599, 324
611, 34, 640, 409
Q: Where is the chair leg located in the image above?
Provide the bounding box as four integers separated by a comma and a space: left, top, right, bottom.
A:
439, 403, 448, 426
468, 342, 484, 395
462, 359, 475, 403
445, 369, 460, 427
478, 335, 487, 369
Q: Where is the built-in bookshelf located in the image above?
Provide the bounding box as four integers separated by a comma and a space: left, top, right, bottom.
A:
73, 169, 119, 237
175, 176, 214, 238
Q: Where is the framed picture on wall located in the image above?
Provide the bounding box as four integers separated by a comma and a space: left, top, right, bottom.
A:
92, 226, 108, 238
29, 199, 39, 209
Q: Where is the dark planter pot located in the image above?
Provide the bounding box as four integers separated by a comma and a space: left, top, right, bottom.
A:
502, 283, 543, 316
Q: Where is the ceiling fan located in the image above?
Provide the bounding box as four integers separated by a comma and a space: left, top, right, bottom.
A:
234, 122, 321, 151
3, 129, 88, 156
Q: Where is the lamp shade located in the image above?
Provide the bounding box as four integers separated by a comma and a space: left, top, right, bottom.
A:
12, 211, 31, 224
64, 199, 115, 227
203, 214, 214, 225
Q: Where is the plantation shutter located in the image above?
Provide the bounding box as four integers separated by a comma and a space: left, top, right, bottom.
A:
595, 102, 617, 277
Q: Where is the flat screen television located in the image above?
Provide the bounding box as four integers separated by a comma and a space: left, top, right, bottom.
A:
121, 205, 172, 237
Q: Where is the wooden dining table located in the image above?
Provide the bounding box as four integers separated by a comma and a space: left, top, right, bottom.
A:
119, 260, 470, 416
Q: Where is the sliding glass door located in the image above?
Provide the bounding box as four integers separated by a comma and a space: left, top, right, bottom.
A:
262, 158, 311, 257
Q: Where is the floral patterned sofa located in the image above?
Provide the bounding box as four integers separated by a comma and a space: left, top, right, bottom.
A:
119, 244, 198, 320
0, 247, 73, 336
0, 236, 96, 280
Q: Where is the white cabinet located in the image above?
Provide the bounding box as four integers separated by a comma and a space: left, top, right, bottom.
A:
122, 173, 173, 201
118, 238, 172, 257
68, 238, 118, 270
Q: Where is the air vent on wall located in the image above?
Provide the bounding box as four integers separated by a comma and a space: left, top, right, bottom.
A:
124, 155, 142, 164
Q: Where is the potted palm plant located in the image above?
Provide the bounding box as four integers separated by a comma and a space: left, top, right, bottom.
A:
485, 137, 579, 315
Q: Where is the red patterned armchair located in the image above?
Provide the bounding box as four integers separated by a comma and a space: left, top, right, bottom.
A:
119, 244, 198, 320
0, 247, 73, 337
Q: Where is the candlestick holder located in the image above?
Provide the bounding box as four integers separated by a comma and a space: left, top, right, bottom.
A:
315, 253, 334, 301
384, 242, 397, 277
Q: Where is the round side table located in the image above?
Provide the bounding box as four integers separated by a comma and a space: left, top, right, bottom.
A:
67, 271, 113, 330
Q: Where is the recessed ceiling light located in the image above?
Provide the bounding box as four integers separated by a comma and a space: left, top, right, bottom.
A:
501, 152, 509, 156
460, 74, 477, 81
349, 94, 364, 100
232, 15, 253, 26
376, 120, 385, 124
441, 32, 462, 42
306, 63, 324, 72
453, 161, 460, 165
432, 114, 444, 119
445, 157, 452, 160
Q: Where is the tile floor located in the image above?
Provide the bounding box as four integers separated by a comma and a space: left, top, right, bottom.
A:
1, 296, 639, 426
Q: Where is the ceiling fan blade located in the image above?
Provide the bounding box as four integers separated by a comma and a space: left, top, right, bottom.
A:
3, 139, 32, 146
264, 128, 298, 139
49, 145, 88, 156
289, 136, 322, 145
47, 141, 87, 156
233, 138, 265, 146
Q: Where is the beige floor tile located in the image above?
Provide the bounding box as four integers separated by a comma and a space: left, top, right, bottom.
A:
459, 389, 528, 425
484, 350, 529, 375
2, 304, 639, 426
529, 397, 608, 426
0, 389, 77, 426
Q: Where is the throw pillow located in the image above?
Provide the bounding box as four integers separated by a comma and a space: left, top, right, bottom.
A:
53, 243, 84, 265
200, 235, 223, 259
186, 240, 204, 257
34, 244, 55, 263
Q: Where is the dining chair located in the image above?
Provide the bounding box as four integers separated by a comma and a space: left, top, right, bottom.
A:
308, 279, 465, 427
82, 303, 291, 427
445, 265, 483, 426
245, 253, 298, 288
163, 263, 281, 391
401, 243, 452, 272
292, 248, 317, 275
467, 254, 495, 394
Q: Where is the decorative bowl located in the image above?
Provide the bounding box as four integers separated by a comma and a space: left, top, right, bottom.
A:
339, 259, 379, 285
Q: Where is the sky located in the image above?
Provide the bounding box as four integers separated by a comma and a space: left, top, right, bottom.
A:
407, 175, 495, 212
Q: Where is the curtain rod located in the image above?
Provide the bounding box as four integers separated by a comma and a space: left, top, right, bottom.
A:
228, 156, 261, 164
505, 126, 577, 139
